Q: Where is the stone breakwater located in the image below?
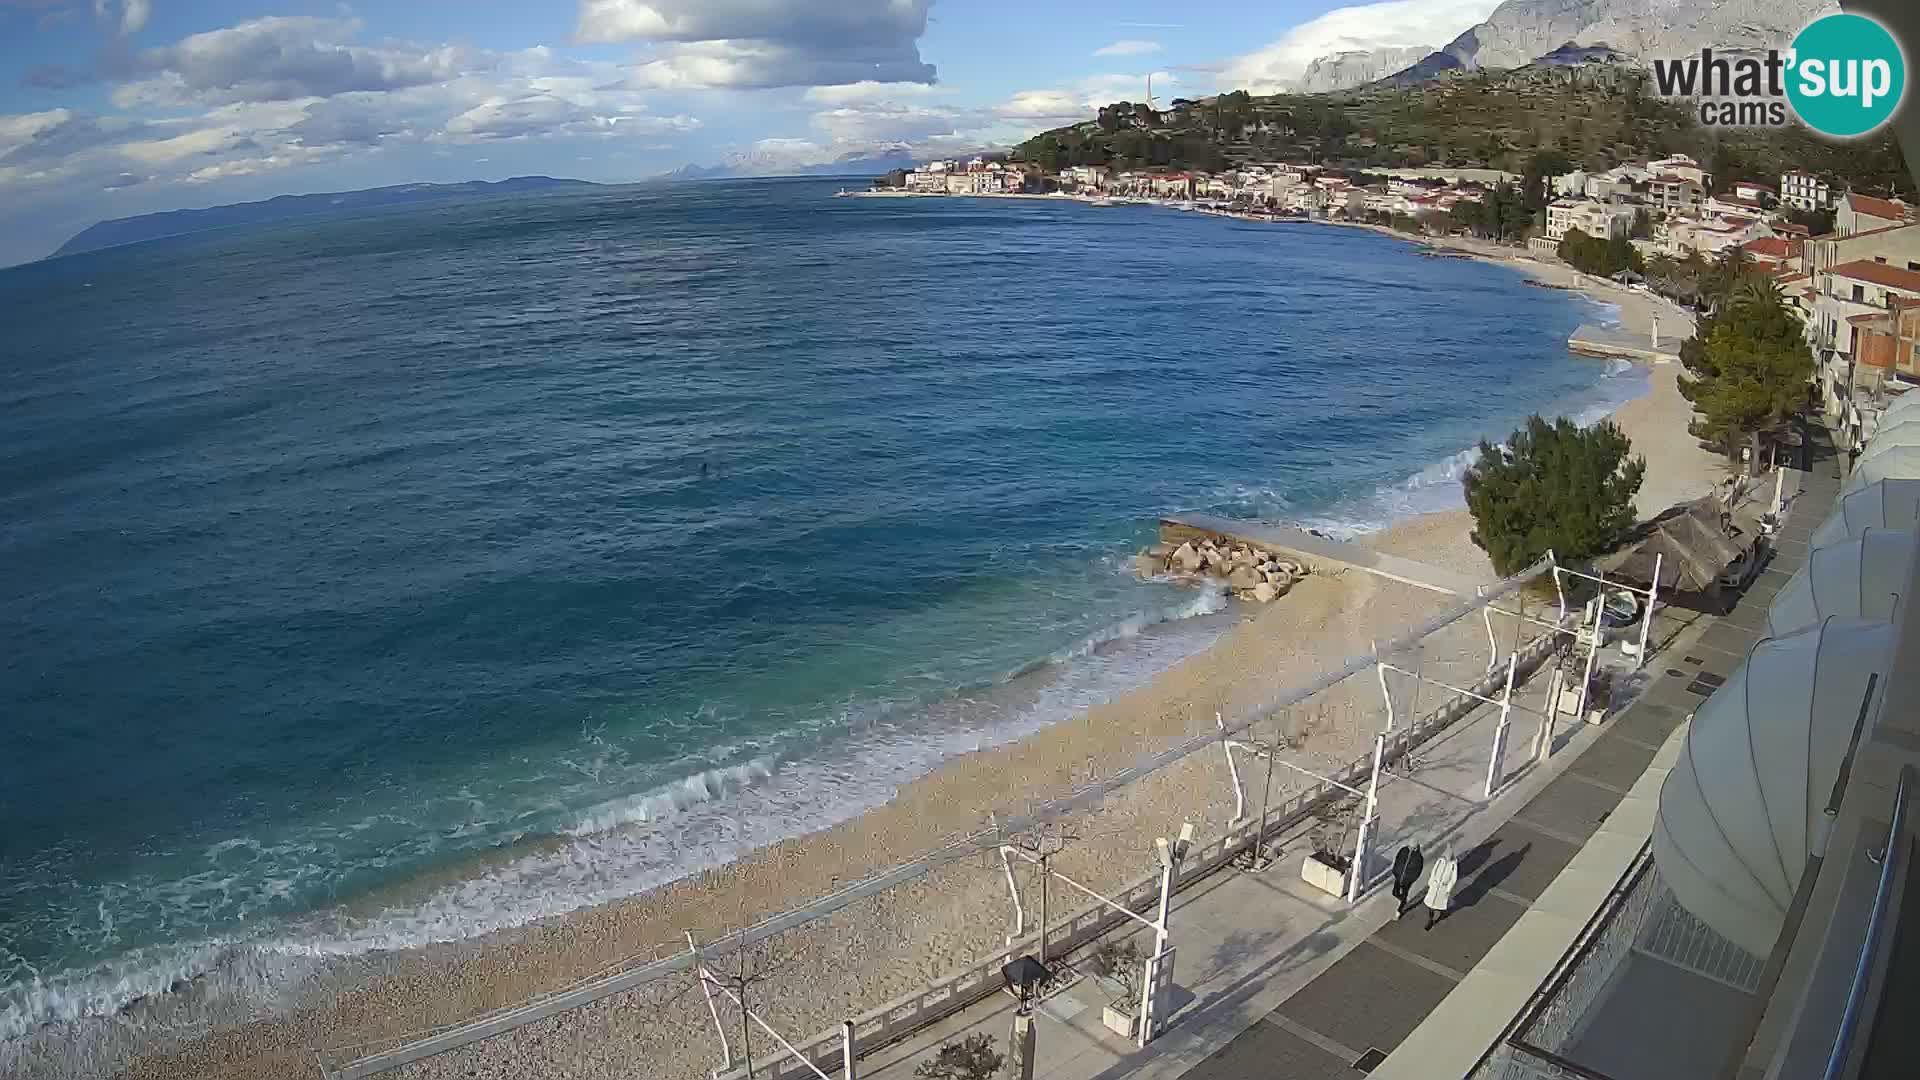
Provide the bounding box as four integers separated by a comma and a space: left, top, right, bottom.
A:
1135, 536, 1311, 603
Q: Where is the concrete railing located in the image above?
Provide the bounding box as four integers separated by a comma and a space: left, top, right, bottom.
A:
715, 629, 1566, 1080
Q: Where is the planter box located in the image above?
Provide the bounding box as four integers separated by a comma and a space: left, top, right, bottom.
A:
1301, 853, 1349, 897
1102, 1002, 1139, 1038
1552, 682, 1586, 717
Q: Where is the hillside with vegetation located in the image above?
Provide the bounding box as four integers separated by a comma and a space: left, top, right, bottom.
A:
1012, 64, 1916, 199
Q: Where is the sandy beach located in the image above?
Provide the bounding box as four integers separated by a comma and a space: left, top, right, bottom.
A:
94, 226, 1729, 1080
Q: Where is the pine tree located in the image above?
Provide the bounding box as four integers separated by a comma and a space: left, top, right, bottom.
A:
1676, 277, 1812, 468
1463, 416, 1647, 576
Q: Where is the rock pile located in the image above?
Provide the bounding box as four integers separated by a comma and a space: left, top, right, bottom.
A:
1135, 537, 1310, 602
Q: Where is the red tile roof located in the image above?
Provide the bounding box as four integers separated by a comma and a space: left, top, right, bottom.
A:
1848, 193, 1914, 221
1742, 237, 1795, 259
1830, 259, 1920, 292
1810, 221, 1920, 243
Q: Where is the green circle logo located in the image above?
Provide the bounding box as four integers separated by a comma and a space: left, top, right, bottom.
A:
1786, 13, 1906, 138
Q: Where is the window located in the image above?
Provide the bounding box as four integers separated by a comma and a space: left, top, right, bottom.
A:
1877, 257, 1889, 264
1855, 284, 1868, 302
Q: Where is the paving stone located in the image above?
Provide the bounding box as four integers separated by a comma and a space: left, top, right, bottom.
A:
1180, 1015, 1359, 1080
1699, 624, 1761, 659
1720, 603, 1773, 634
1571, 732, 1661, 790
1606, 700, 1687, 748
1515, 772, 1625, 842
1273, 942, 1456, 1057
1374, 874, 1527, 974
1472, 822, 1583, 901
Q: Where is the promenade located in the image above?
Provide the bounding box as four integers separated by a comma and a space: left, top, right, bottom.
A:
859, 432, 1840, 1080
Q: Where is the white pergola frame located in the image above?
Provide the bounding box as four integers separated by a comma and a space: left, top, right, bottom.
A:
995, 823, 1192, 1048
694, 935, 854, 1080
1216, 714, 1381, 902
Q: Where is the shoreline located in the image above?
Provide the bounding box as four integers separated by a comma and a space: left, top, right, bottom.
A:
67, 211, 1722, 1080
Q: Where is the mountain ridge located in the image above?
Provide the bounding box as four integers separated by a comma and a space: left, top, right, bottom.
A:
1296, 46, 1437, 93
52, 176, 599, 259
1412, 0, 1836, 77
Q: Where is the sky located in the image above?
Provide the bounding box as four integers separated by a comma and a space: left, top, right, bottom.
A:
0, 0, 1504, 265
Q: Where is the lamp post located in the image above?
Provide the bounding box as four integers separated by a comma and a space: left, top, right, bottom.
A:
1140, 821, 1193, 1047
1000, 955, 1050, 1080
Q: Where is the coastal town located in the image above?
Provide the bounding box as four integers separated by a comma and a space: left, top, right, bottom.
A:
873, 151, 1920, 461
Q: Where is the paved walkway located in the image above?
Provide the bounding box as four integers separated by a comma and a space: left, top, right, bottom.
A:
858, 431, 1842, 1080
1179, 426, 1844, 1080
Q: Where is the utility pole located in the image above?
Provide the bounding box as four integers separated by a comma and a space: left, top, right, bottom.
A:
1004, 822, 1077, 969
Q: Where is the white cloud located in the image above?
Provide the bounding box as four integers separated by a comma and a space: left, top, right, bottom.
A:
994, 71, 1180, 123
995, 89, 1082, 120
810, 102, 965, 144
622, 38, 932, 90
802, 80, 938, 106
0, 31, 706, 206
575, 0, 929, 47
442, 95, 698, 142
94, 0, 149, 36
122, 17, 473, 107
1093, 40, 1161, 58
576, 0, 936, 90
1216, 0, 1497, 93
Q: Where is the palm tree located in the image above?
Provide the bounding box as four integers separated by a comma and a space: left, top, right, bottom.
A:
1729, 273, 1781, 315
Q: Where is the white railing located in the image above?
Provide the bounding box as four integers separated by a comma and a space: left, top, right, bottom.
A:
714, 630, 1569, 1080
321, 555, 1563, 1079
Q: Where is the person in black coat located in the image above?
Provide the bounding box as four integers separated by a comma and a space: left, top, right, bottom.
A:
1390, 845, 1425, 916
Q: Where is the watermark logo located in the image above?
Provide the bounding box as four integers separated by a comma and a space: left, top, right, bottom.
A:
1786, 13, 1904, 138
1650, 12, 1906, 138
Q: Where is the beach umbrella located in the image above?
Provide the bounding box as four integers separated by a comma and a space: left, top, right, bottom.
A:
1865, 415, 1920, 452
1878, 394, 1920, 428
1842, 446, 1920, 496
1766, 528, 1914, 636
1812, 478, 1920, 547
1654, 618, 1894, 956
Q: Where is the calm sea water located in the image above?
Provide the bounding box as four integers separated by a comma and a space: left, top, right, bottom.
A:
0, 177, 1642, 1044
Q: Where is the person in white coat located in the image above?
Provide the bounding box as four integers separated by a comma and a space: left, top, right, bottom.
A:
1423, 845, 1459, 931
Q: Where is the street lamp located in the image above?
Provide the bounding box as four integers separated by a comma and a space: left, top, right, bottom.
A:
1000, 954, 1051, 1016
1000, 954, 1049, 1080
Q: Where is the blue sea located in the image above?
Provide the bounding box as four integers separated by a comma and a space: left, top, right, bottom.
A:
0, 178, 1643, 1047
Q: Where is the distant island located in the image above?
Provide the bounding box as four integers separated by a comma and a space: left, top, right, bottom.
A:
659, 149, 920, 182
51, 176, 600, 259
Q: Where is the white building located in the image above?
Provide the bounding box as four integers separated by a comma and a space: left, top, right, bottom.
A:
1781, 169, 1832, 212
1704, 192, 1773, 222
1649, 154, 1711, 187
1546, 200, 1636, 242
1061, 165, 1109, 190
1837, 192, 1916, 236
1648, 174, 1705, 214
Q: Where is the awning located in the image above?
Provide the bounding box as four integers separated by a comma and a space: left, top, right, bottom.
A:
1605, 498, 1749, 593
1813, 478, 1920, 547
1843, 445, 1920, 496
1866, 415, 1920, 449
1767, 528, 1915, 636
1654, 618, 1894, 956
1879, 393, 1920, 427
